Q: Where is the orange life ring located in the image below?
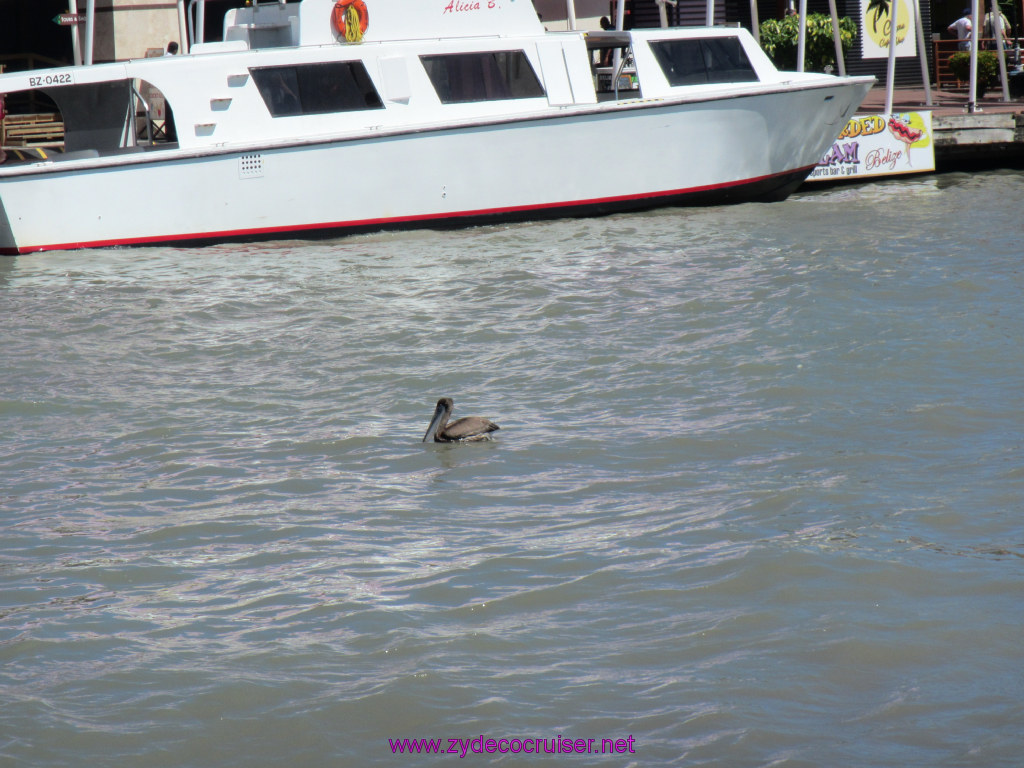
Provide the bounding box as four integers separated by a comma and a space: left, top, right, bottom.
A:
332, 0, 369, 43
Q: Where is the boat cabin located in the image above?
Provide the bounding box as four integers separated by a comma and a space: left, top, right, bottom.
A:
0, 0, 792, 165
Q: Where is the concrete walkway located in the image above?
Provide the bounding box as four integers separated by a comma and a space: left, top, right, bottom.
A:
857, 84, 1024, 117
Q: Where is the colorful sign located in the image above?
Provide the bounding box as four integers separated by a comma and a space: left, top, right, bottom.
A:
805, 112, 935, 182
860, 0, 916, 59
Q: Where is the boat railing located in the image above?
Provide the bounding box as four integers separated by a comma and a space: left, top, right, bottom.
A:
131, 82, 154, 146
586, 31, 639, 100
611, 50, 636, 99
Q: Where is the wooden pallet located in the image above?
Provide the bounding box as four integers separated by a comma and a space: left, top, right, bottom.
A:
2, 112, 65, 147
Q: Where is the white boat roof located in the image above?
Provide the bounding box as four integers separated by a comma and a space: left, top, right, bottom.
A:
226, 0, 546, 48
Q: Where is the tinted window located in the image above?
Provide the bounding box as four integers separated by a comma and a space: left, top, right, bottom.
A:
420, 51, 544, 103
650, 38, 758, 86
251, 61, 383, 117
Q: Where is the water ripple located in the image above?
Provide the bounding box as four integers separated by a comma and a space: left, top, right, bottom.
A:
3, 173, 1024, 766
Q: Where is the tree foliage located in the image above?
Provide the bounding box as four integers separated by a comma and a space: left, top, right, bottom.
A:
758, 14, 858, 73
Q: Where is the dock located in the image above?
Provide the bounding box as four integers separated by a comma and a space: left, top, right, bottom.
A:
857, 85, 1024, 168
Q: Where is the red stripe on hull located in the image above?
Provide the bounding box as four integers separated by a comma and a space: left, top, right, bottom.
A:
2, 165, 816, 255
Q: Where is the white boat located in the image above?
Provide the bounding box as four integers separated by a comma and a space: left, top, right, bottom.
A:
0, 0, 872, 254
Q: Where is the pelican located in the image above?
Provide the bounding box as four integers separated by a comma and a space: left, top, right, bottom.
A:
422, 397, 500, 442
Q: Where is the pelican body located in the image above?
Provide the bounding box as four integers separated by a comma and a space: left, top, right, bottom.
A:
422, 397, 499, 443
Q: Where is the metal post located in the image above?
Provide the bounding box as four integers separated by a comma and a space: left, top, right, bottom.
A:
613, 0, 627, 75
969, 0, 980, 111
750, 0, 760, 44
565, 0, 577, 30
69, 3, 83, 66
197, 0, 206, 45
83, 0, 95, 65
912, 0, 932, 104
706, 0, 714, 26
797, 0, 807, 72
884, 0, 899, 112
991, 0, 1011, 100
827, 0, 845, 75
177, 0, 189, 53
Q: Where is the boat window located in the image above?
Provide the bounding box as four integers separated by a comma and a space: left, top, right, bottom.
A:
250, 61, 384, 117
650, 38, 758, 86
420, 51, 545, 104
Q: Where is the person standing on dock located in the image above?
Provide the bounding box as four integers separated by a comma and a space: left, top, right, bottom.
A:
983, 8, 1011, 49
948, 9, 973, 51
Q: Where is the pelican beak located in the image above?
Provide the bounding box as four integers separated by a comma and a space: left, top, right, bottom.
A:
422, 402, 446, 442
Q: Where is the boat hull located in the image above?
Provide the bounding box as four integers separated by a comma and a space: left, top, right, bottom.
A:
0, 81, 869, 254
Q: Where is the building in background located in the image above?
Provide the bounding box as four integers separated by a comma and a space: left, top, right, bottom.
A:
2, 0, 1015, 87
0, 0, 179, 68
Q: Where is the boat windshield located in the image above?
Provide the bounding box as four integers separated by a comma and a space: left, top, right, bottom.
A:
48, 81, 134, 152
649, 38, 759, 86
